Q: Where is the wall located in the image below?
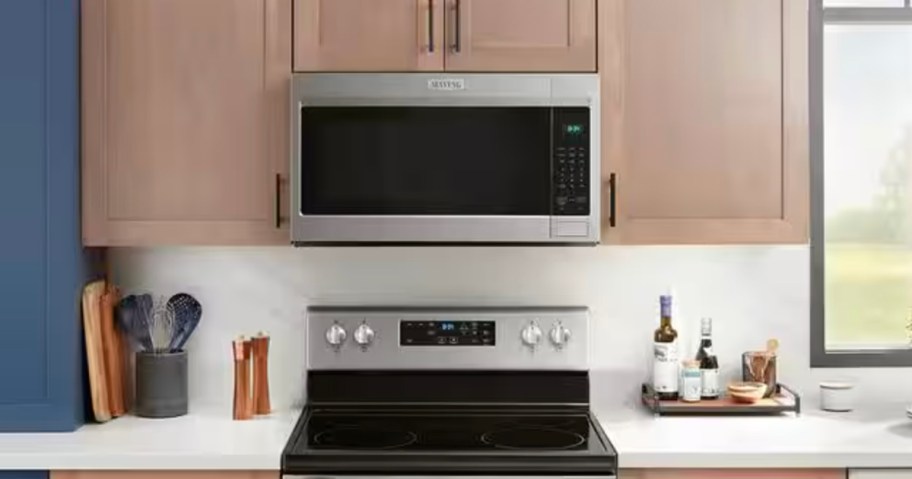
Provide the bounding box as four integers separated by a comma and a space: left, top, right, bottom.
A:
110, 245, 912, 414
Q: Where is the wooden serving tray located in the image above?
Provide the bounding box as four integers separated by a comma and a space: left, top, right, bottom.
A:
641, 383, 801, 416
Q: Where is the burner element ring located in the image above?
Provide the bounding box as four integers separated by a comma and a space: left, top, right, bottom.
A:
314, 427, 418, 450
482, 427, 586, 450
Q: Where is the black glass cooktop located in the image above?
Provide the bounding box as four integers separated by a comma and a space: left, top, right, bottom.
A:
283, 407, 617, 475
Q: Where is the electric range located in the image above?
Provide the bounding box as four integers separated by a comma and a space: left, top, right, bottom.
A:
282, 306, 617, 479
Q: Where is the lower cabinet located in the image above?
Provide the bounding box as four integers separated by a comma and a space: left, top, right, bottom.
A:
621, 470, 846, 479
849, 471, 912, 479
0, 473, 47, 479
52, 472, 277, 479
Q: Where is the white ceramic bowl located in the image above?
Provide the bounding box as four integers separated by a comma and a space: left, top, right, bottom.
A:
820, 381, 855, 412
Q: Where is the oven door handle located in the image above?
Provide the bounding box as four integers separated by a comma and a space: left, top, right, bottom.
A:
284, 476, 616, 479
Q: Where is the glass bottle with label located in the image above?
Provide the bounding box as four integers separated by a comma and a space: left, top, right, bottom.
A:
695, 317, 720, 399
652, 295, 679, 400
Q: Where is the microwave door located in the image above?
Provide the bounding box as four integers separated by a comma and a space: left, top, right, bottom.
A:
291, 74, 600, 245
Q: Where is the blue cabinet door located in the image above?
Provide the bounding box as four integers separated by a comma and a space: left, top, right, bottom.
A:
0, 0, 85, 431
0, 473, 47, 479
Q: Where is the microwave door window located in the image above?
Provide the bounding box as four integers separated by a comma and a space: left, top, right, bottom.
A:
299, 107, 552, 216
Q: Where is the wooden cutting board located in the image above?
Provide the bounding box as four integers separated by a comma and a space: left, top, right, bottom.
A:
82, 280, 111, 422
101, 284, 126, 417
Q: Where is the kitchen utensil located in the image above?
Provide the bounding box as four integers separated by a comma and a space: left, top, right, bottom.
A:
82, 280, 112, 422
820, 381, 855, 412
233, 336, 253, 420
117, 295, 153, 352
252, 332, 271, 415
742, 338, 779, 398
135, 350, 188, 418
728, 382, 767, 404
100, 285, 126, 417
148, 296, 174, 353
167, 293, 202, 351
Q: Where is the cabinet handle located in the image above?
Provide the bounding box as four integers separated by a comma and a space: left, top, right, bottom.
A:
608, 173, 617, 228
427, 0, 435, 53
451, 0, 461, 53
275, 173, 283, 229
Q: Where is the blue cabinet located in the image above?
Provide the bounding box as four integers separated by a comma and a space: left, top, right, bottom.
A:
0, 0, 85, 431
0, 474, 47, 479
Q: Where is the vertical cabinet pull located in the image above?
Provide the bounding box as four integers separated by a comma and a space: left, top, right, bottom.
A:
608, 173, 617, 228
275, 173, 283, 229
451, 0, 461, 53
427, 0, 435, 53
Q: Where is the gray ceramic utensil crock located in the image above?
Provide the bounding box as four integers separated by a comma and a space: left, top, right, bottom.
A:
135, 350, 188, 418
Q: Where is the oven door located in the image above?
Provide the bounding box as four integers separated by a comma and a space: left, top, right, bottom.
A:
291, 74, 600, 245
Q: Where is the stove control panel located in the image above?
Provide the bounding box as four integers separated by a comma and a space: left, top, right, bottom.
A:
308, 307, 589, 371
400, 320, 495, 346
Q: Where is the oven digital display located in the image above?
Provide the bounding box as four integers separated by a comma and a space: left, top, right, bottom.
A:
400, 320, 495, 346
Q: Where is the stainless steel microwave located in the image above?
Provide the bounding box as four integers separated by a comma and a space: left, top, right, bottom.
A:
291, 74, 600, 245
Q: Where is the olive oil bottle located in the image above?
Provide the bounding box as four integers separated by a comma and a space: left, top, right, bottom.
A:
652, 294, 679, 400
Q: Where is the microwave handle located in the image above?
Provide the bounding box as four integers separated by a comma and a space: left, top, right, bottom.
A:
608, 173, 617, 228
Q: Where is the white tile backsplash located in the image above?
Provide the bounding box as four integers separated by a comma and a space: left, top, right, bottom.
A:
110, 245, 912, 413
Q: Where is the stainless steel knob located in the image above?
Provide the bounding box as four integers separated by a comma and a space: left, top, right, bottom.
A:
353, 322, 375, 346
325, 323, 347, 347
550, 323, 571, 348
520, 323, 543, 347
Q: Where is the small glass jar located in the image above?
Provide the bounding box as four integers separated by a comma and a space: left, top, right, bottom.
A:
681, 360, 702, 402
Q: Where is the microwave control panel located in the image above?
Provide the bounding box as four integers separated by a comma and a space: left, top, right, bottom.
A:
552, 108, 591, 216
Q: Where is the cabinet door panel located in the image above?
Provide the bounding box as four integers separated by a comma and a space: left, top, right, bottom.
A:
623, 469, 845, 479
83, 0, 291, 245
445, 0, 596, 71
294, 0, 444, 71
600, 0, 808, 244
0, 0, 85, 432
52, 472, 277, 479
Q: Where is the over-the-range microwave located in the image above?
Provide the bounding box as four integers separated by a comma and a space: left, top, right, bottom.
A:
291, 74, 601, 245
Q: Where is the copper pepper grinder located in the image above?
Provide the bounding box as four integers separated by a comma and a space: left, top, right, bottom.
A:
251, 332, 271, 415
232, 336, 253, 420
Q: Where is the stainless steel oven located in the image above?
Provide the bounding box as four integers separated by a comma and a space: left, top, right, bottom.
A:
291, 74, 600, 245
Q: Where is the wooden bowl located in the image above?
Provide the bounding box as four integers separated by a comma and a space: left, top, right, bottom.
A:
728, 382, 768, 404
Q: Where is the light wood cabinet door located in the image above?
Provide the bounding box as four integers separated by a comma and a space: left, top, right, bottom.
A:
82, 0, 291, 245
444, 0, 596, 71
294, 0, 445, 71
622, 469, 845, 479
53, 472, 278, 479
600, 0, 809, 244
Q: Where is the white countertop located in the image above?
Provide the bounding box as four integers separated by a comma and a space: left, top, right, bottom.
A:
0, 408, 300, 470
2, 404, 912, 471
595, 402, 912, 469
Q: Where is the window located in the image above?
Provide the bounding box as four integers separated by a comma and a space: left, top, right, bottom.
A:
811, 0, 912, 366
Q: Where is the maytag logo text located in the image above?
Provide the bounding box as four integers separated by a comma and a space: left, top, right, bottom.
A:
427, 78, 466, 91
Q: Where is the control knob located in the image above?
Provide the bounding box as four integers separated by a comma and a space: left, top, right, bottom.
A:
353, 322, 375, 347
520, 322, 543, 347
325, 323, 347, 347
550, 322, 571, 348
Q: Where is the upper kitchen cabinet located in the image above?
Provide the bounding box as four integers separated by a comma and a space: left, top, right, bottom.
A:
445, 0, 596, 72
82, 0, 291, 246
294, 0, 445, 71
293, 0, 596, 72
600, 0, 809, 244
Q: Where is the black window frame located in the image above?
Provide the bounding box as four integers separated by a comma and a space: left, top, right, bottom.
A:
810, 0, 912, 367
